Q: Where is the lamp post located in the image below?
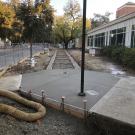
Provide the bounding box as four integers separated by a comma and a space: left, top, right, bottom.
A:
78, 0, 87, 96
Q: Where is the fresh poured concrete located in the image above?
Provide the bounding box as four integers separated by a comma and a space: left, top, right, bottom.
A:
90, 77, 135, 125
21, 69, 119, 109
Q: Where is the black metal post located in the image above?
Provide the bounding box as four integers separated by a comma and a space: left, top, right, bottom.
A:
78, 0, 87, 96
30, 41, 32, 59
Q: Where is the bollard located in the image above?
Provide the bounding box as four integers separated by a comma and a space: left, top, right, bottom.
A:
41, 90, 46, 105
83, 100, 87, 120
61, 96, 65, 111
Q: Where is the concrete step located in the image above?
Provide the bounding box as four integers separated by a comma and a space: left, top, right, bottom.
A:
89, 77, 135, 135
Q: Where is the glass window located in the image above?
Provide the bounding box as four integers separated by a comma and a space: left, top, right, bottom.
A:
109, 27, 126, 46
94, 33, 105, 47
88, 36, 93, 47
132, 25, 135, 31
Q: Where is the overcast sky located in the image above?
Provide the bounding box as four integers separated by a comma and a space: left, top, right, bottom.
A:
50, 0, 135, 20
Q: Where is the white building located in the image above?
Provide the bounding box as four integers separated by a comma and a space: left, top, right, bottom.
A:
86, 2, 135, 55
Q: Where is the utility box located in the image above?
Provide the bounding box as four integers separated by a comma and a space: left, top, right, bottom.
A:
89, 47, 102, 56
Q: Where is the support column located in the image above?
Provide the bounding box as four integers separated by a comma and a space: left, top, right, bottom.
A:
107, 31, 110, 46
93, 35, 95, 47
125, 25, 132, 48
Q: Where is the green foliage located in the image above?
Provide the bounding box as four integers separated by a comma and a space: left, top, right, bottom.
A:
111, 47, 125, 63
123, 48, 135, 69
102, 45, 117, 57
54, 0, 81, 49
103, 46, 135, 70
11, 20, 23, 43
16, 1, 54, 43
91, 12, 112, 29
0, 0, 54, 44
0, 1, 15, 40
54, 16, 71, 46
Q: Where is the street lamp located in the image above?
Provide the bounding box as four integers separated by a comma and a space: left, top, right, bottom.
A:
78, 0, 87, 96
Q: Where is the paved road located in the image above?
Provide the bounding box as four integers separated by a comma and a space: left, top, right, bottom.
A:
0, 45, 43, 69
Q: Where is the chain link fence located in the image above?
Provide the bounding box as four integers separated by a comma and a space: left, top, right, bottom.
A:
0, 43, 49, 69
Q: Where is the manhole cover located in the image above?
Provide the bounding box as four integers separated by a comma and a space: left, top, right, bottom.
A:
86, 90, 99, 96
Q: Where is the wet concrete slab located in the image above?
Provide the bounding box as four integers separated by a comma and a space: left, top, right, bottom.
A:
90, 77, 135, 125
21, 69, 119, 109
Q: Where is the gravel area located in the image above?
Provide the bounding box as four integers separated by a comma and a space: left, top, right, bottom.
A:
0, 96, 91, 135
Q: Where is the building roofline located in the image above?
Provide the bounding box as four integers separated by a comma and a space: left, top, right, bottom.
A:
87, 11, 135, 34
117, 2, 135, 10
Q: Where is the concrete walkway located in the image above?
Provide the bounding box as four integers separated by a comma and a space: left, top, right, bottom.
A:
47, 49, 80, 70
21, 69, 119, 109
0, 75, 22, 91
90, 77, 135, 125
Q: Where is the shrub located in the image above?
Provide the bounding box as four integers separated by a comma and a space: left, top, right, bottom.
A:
111, 47, 125, 64
102, 45, 117, 57
123, 48, 135, 69
102, 46, 135, 70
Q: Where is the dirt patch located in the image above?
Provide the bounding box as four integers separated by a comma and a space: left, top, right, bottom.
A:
4, 50, 55, 77
0, 96, 91, 135
69, 49, 135, 76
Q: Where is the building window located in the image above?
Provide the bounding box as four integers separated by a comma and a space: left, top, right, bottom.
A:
106, 32, 108, 46
95, 33, 105, 47
131, 25, 135, 48
109, 27, 126, 46
88, 36, 93, 47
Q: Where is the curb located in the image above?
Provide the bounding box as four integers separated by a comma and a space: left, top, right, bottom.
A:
0, 66, 10, 78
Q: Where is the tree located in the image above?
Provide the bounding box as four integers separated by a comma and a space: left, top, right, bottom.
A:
54, 16, 71, 47
91, 12, 112, 29
16, 0, 54, 58
10, 0, 20, 9
0, 1, 15, 44
10, 20, 23, 43
35, 0, 54, 42
54, 0, 81, 49
64, 0, 81, 48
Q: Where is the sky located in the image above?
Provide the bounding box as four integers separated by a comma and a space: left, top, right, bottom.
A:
50, 0, 135, 20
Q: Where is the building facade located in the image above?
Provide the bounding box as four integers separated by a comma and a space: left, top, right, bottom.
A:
87, 3, 135, 52
116, 2, 135, 18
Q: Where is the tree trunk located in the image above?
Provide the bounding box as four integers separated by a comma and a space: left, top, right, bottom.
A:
3, 39, 7, 49
64, 42, 68, 49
